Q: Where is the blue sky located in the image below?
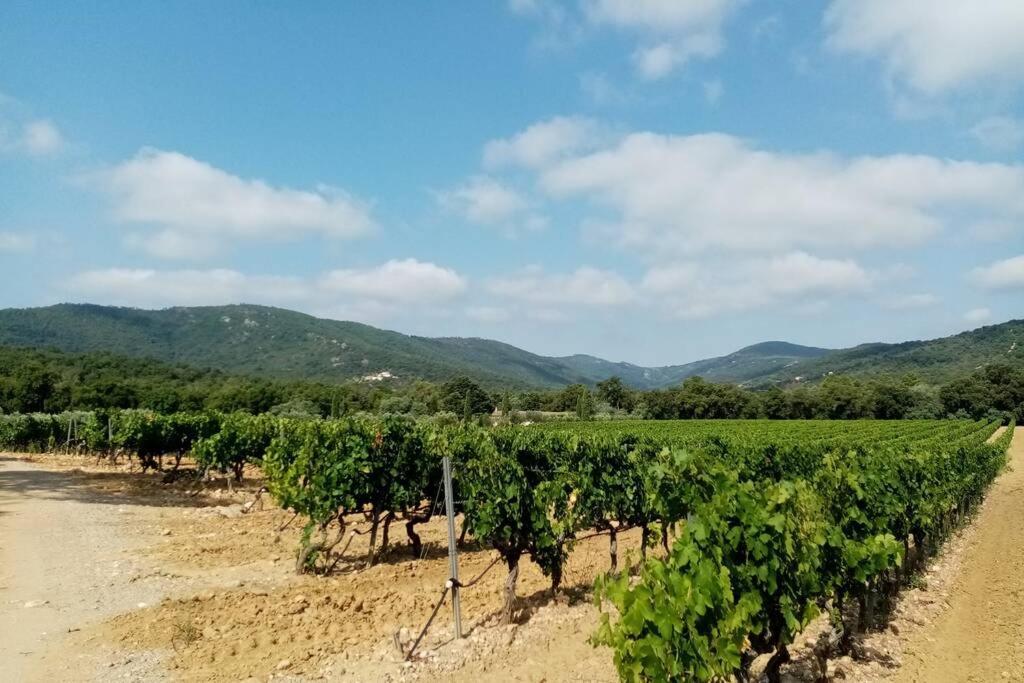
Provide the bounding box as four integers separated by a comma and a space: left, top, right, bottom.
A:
1, 1, 1023, 366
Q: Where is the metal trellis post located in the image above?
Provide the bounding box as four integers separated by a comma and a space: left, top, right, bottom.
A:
442, 456, 462, 639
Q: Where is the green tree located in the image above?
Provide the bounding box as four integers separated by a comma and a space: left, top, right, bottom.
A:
596, 376, 634, 411
816, 376, 872, 419
575, 390, 595, 420
441, 376, 494, 416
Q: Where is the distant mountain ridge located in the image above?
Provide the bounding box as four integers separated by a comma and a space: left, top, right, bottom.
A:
0, 303, 1020, 388
749, 320, 1024, 386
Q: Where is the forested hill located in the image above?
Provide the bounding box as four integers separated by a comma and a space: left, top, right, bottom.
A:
0, 303, 1020, 388
747, 320, 1024, 387
0, 304, 828, 389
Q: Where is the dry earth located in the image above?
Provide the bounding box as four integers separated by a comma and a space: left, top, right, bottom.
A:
0, 429, 1022, 682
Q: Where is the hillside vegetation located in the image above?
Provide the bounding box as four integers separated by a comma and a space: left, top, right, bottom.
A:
750, 320, 1024, 387
0, 303, 1021, 389
0, 304, 828, 388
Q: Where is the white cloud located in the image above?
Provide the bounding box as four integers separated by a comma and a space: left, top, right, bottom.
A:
760, 252, 871, 295
825, 0, 1024, 94
964, 307, 992, 324
641, 252, 871, 318
67, 259, 467, 312
319, 259, 467, 303
437, 175, 546, 234
21, 120, 63, 156
89, 148, 375, 258
480, 254, 872, 322
970, 255, 1024, 290
638, 36, 723, 80
639, 263, 699, 294
0, 116, 64, 157
0, 231, 36, 252
487, 266, 636, 307
970, 116, 1024, 153
513, 0, 742, 80
585, 0, 740, 79
438, 176, 525, 222
483, 116, 604, 169
539, 131, 1024, 254
882, 293, 940, 310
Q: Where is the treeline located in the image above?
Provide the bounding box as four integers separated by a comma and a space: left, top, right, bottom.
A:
2, 345, 1022, 423
0, 346, 433, 416
636, 369, 1024, 422
532, 369, 1024, 423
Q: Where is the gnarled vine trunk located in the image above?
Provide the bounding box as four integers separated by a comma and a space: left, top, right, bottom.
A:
609, 526, 618, 573
366, 512, 381, 568
295, 518, 346, 575
406, 518, 423, 558
380, 512, 393, 555
765, 644, 790, 683
502, 556, 520, 625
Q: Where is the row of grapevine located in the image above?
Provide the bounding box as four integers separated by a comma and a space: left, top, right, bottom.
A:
0, 409, 254, 475
594, 423, 1014, 681
0, 410, 1013, 680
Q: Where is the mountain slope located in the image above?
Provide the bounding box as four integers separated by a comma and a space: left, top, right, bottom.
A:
750, 320, 1024, 387
554, 340, 831, 388
0, 304, 829, 389
0, 303, 1019, 389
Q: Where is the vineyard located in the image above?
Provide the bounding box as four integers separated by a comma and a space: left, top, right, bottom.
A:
0, 410, 1015, 682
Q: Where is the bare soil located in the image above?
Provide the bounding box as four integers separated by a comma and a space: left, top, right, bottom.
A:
1, 430, 1022, 682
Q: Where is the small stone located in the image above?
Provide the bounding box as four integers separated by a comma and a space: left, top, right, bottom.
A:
276, 659, 292, 671
889, 623, 900, 635
160, 528, 172, 536
23, 600, 49, 608
215, 504, 244, 519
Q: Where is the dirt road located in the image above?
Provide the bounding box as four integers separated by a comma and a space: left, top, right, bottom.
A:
0, 456, 180, 681
894, 429, 1024, 682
